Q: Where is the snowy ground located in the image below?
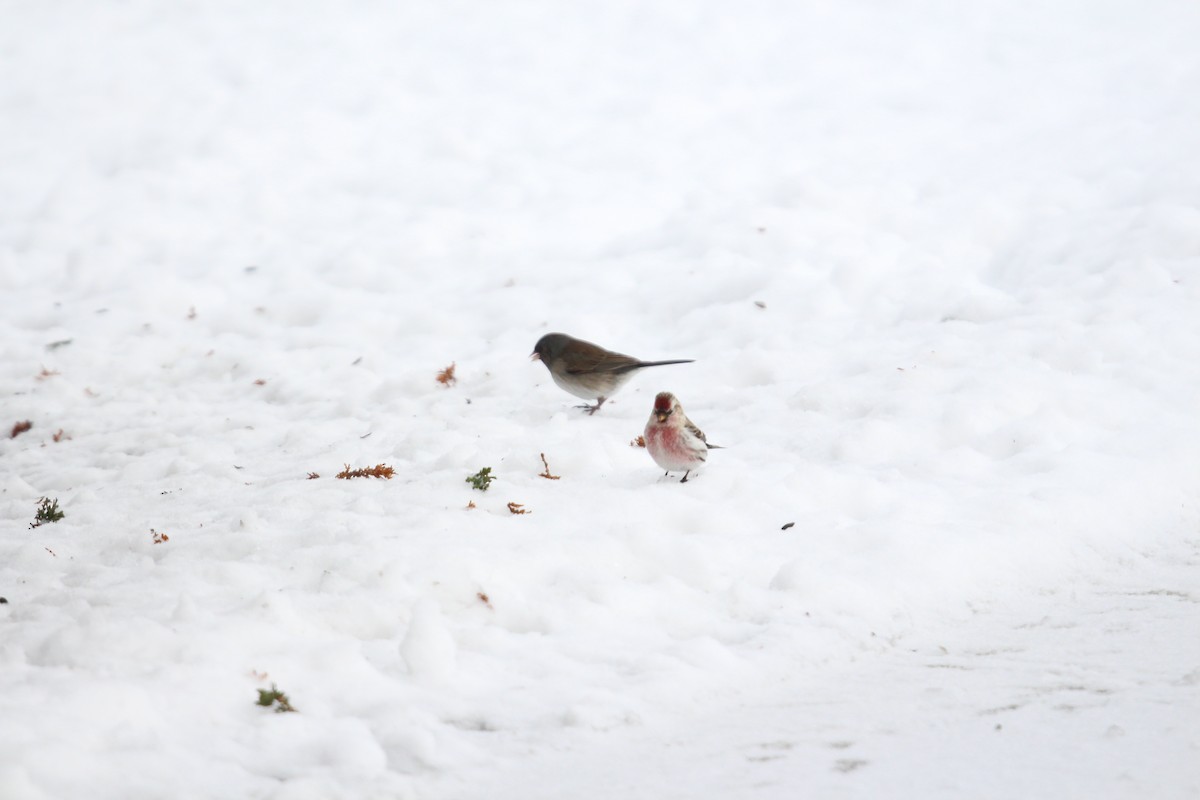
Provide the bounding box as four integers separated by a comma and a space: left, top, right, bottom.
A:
3, 1, 1200, 798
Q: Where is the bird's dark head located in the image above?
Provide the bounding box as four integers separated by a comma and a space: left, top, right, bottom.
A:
531, 333, 571, 362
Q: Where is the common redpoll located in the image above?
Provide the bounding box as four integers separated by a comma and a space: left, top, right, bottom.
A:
531, 333, 693, 414
644, 392, 720, 482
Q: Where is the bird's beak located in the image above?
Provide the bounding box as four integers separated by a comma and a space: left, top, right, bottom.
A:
529, 352, 541, 361
655, 410, 672, 423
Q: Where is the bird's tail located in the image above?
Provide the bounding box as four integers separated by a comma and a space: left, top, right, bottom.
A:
632, 359, 695, 369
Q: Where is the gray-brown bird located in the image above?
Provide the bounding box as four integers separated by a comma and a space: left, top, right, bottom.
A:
530, 332, 694, 414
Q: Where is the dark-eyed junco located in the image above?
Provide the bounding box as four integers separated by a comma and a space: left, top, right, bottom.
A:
643, 391, 721, 482
530, 333, 693, 414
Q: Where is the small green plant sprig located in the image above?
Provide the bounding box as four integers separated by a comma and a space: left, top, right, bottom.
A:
256, 684, 297, 713
30, 497, 64, 529
466, 467, 495, 491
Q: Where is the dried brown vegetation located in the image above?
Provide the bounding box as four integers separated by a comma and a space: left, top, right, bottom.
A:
336, 463, 395, 479
538, 452, 560, 480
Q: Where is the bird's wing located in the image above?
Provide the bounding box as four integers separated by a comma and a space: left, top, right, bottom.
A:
567, 351, 639, 374
684, 418, 708, 444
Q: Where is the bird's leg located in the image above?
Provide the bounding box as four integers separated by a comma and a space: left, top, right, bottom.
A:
577, 396, 607, 415
680, 471, 690, 483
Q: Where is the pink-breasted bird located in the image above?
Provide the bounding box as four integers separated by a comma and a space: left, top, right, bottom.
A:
530, 333, 693, 414
644, 391, 721, 482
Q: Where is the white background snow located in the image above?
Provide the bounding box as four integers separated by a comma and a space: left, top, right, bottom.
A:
2, 1, 1199, 797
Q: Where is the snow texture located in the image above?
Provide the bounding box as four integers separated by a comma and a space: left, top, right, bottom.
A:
2, 1, 1199, 798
